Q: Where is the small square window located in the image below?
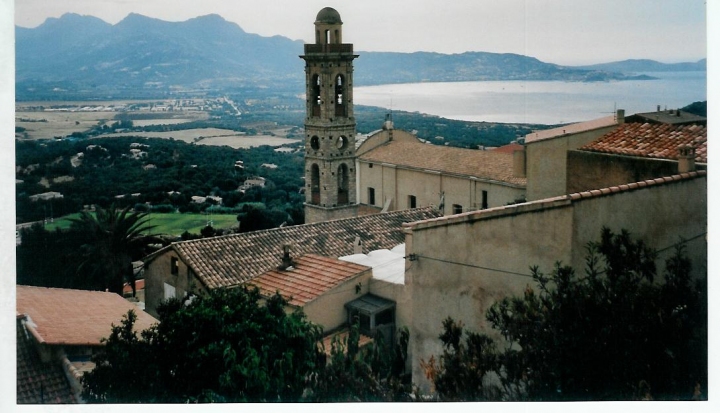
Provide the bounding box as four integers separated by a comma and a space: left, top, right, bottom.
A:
452, 204, 463, 214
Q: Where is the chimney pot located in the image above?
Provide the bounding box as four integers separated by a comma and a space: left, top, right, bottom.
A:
677, 145, 696, 173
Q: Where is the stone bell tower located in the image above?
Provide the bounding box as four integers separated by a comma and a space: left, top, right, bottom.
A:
301, 7, 359, 224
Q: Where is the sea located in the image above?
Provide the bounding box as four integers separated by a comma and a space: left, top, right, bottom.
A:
353, 71, 707, 125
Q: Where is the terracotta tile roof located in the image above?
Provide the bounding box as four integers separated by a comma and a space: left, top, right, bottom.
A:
524, 115, 617, 143
579, 122, 707, 163
160, 207, 442, 289
17, 315, 77, 404
359, 140, 526, 186
16, 285, 158, 346
122, 279, 145, 295
249, 254, 371, 307
492, 143, 524, 154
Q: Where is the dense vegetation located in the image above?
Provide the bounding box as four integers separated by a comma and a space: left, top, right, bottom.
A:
423, 228, 707, 401
15, 136, 305, 228
82, 287, 412, 402
681, 100, 707, 117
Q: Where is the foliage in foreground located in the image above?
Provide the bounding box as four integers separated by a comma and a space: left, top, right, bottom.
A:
424, 228, 707, 401
82, 286, 411, 402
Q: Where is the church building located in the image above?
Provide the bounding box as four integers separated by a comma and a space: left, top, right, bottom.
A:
301, 7, 527, 223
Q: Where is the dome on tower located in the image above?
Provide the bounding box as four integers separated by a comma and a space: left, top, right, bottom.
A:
315, 7, 342, 24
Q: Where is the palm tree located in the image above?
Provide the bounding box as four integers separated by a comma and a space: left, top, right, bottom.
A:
70, 204, 161, 296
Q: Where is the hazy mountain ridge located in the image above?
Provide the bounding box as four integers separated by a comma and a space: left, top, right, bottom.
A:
575, 59, 706, 73
15, 13, 705, 100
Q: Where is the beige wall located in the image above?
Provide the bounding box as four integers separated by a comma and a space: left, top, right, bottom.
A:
144, 250, 207, 318
404, 174, 707, 393
303, 270, 373, 331
566, 150, 707, 194
525, 126, 616, 201
357, 160, 524, 215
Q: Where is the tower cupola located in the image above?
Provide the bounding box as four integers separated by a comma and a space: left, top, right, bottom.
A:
315, 7, 343, 44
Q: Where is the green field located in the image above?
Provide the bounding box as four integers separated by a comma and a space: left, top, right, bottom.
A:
42, 212, 240, 236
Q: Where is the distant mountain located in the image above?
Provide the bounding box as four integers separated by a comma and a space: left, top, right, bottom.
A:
575, 59, 706, 73
15, 13, 693, 100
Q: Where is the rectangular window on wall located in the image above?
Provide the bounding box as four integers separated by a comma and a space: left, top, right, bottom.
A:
163, 283, 176, 300
408, 195, 417, 209
171, 257, 179, 275
453, 204, 463, 214
368, 187, 376, 205
482, 191, 488, 209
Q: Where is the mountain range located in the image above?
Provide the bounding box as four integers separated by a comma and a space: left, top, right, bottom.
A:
15, 13, 706, 100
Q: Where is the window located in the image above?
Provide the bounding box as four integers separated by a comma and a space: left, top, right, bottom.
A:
337, 164, 349, 204
452, 204, 463, 214
408, 195, 417, 209
482, 190, 488, 209
311, 74, 321, 117
310, 135, 320, 150
171, 257, 179, 275
368, 163, 373, 168
368, 187, 375, 205
163, 283, 176, 300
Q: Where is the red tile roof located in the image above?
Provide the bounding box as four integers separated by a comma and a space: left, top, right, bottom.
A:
580, 122, 707, 163
157, 207, 442, 289
249, 254, 371, 307
122, 279, 145, 295
524, 115, 617, 143
16, 286, 158, 346
492, 143, 524, 154
17, 315, 77, 404
359, 140, 526, 187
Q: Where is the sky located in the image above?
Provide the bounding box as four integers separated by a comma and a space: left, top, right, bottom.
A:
11, 0, 709, 66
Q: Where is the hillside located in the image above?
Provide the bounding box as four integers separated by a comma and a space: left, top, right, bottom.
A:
576, 59, 706, 73
15, 13, 667, 100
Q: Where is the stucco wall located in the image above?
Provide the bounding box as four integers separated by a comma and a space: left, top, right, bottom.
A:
303, 271, 373, 331
305, 203, 358, 224
405, 173, 707, 393
144, 250, 207, 318
357, 160, 524, 215
566, 150, 707, 194
525, 126, 616, 201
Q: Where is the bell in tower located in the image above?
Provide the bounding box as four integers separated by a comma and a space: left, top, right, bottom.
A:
301, 8, 359, 223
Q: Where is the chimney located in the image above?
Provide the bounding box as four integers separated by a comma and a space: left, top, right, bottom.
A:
657, 105, 661, 112
353, 236, 363, 254
616, 109, 625, 124
278, 244, 294, 271
513, 147, 526, 178
677, 145, 696, 173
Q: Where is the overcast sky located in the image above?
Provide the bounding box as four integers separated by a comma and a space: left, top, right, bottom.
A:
12, 0, 708, 66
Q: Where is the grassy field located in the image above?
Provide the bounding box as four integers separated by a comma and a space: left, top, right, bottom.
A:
42, 212, 240, 236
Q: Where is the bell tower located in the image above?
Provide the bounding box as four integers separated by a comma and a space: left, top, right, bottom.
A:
301, 7, 359, 223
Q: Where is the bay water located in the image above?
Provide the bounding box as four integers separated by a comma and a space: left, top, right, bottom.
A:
354, 71, 707, 125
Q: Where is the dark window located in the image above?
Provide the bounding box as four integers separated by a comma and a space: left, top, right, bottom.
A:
310, 135, 320, 150
171, 257, 179, 275
452, 204, 463, 214
368, 187, 375, 205
482, 190, 488, 209
310, 164, 320, 204
368, 163, 373, 168
338, 164, 349, 204
375, 309, 394, 327
408, 195, 417, 209
311, 74, 321, 117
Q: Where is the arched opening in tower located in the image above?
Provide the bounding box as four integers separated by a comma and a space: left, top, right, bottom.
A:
312, 74, 321, 117
335, 74, 346, 117
337, 163, 349, 204
311, 164, 320, 204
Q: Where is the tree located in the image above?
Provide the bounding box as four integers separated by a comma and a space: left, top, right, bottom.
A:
70, 204, 161, 296
426, 228, 706, 401
82, 287, 325, 403
307, 322, 412, 402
